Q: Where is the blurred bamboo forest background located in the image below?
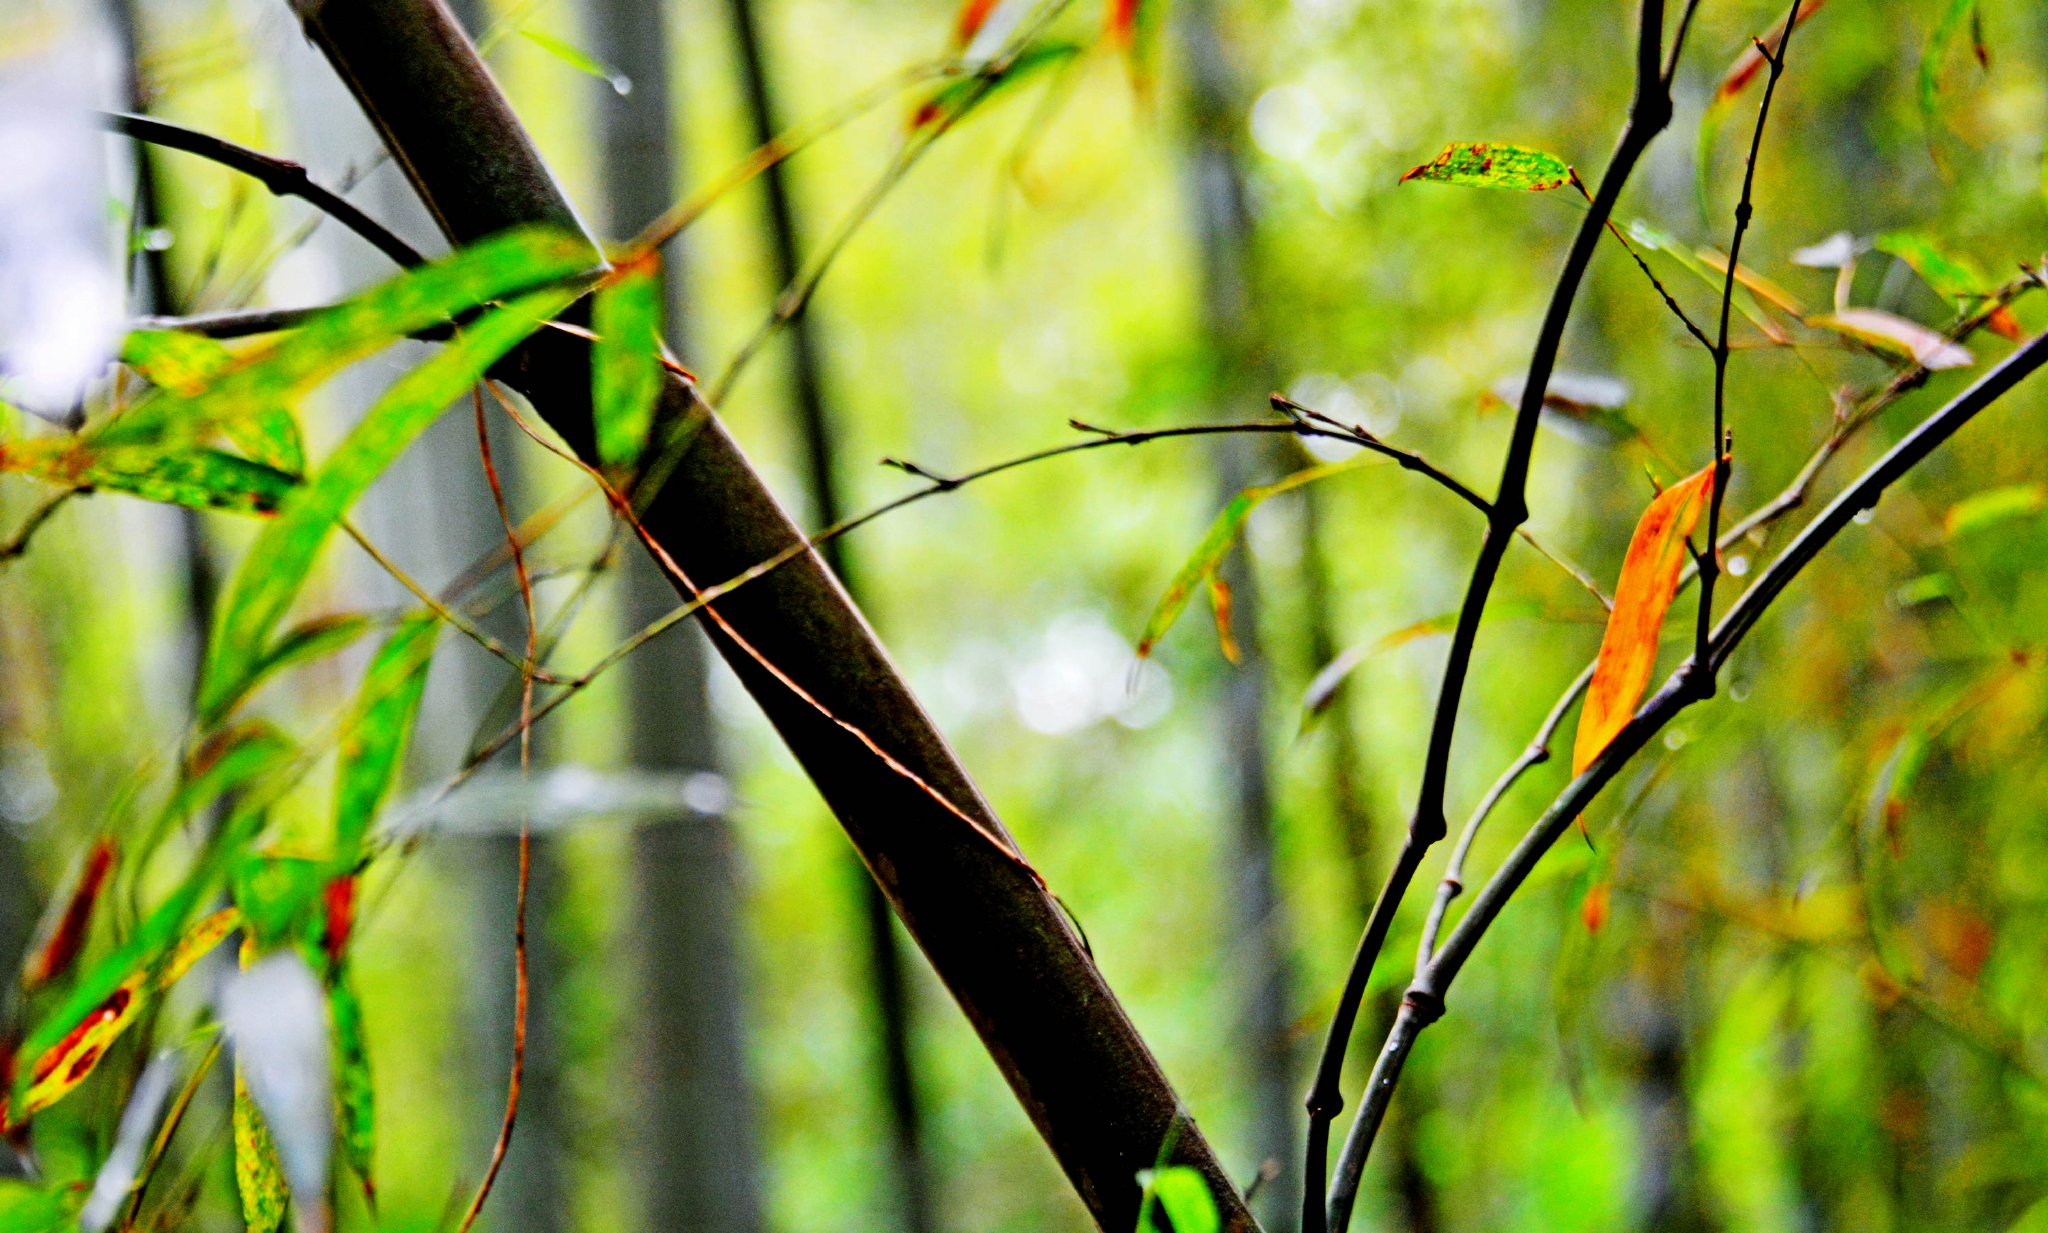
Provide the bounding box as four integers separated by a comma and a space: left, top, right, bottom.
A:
3, 0, 2048, 1229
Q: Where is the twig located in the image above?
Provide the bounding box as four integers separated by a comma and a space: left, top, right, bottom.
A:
98, 113, 425, 269
0, 491, 75, 563
1693, 0, 1801, 686
1305, 6, 1676, 1229
1323, 316, 2048, 1207
129, 308, 454, 341
454, 386, 539, 1233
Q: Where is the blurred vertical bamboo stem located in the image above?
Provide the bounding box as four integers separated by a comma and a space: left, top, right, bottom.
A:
285, 0, 1252, 1225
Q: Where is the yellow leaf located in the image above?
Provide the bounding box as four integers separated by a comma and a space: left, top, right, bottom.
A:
22, 972, 148, 1117
159, 907, 244, 988
1573, 463, 1716, 774
1207, 576, 1240, 664
234, 1070, 290, 1233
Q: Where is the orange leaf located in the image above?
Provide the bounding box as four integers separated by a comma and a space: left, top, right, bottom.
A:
1573, 463, 1716, 774
1986, 305, 2026, 342
1208, 576, 1241, 665
1103, 0, 1140, 46
20, 839, 118, 992
951, 0, 1002, 47
1580, 882, 1611, 933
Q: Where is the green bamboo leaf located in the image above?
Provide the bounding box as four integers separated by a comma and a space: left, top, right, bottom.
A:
1875, 230, 1991, 302
1919, 0, 1977, 172
1945, 483, 2045, 538
334, 612, 439, 859
120, 331, 305, 472
1136, 1167, 1218, 1233
201, 613, 375, 727
138, 721, 300, 864
1400, 142, 1572, 191
199, 283, 581, 724
95, 226, 597, 454
121, 329, 234, 395
1136, 456, 1369, 658
329, 972, 375, 1202
518, 28, 631, 94
591, 256, 663, 469
233, 1071, 290, 1233
913, 42, 1082, 131
0, 1181, 84, 1233
230, 854, 330, 950
0, 439, 301, 514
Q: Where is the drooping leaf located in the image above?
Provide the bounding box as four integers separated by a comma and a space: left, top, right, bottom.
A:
95, 226, 597, 455
1572, 463, 1716, 775
518, 28, 631, 94
1136, 455, 1370, 659
143, 722, 298, 861
1808, 308, 1974, 369
335, 613, 439, 861
1696, 0, 1832, 219
1628, 220, 1790, 343
591, 254, 663, 470
1136, 1166, 1219, 1233
1400, 142, 1572, 192
19, 837, 118, 992
1945, 483, 2046, 538
233, 1071, 290, 1233
1919, 0, 1978, 171
1874, 230, 1992, 302
199, 283, 581, 723
1483, 372, 1647, 447
329, 972, 375, 1203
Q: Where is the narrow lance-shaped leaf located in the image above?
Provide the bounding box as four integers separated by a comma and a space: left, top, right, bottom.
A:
1945, 483, 2045, 538
95, 226, 597, 453
189, 614, 379, 748
1807, 308, 1973, 370
12, 909, 240, 1121
1628, 220, 1790, 343
0, 440, 300, 515
136, 721, 298, 866
518, 28, 631, 94
19, 837, 118, 992
335, 612, 439, 861
233, 1071, 290, 1233
591, 253, 663, 470
911, 42, 1081, 132
1136, 455, 1371, 659
1572, 462, 1716, 775
1206, 577, 1240, 664
1695, 0, 1832, 219
199, 283, 581, 724
1919, 0, 1978, 172
12, 801, 272, 1118
1875, 230, 1990, 301
120, 331, 309, 474
329, 971, 375, 1204
1400, 142, 1571, 191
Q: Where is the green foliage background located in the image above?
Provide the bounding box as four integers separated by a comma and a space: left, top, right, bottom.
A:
2, 0, 2047, 1230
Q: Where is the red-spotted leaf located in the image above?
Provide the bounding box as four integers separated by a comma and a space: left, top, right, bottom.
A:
1401, 142, 1571, 191
0, 438, 300, 514
1808, 308, 1973, 370
19, 838, 118, 993
232, 1070, 290, 1233
1573, 463, 1716, 775
1136, 455, 1370, 659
